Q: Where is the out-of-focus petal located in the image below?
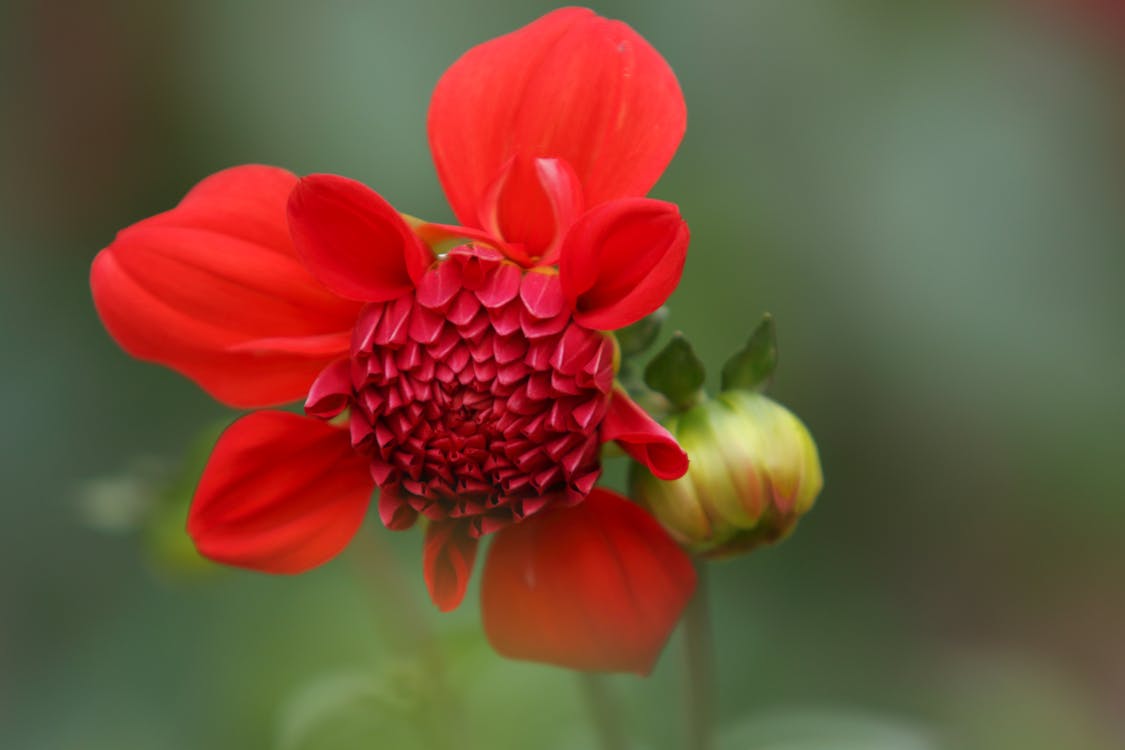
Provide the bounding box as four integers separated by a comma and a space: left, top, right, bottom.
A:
559, 198, 688, 330
188, 411, 374, 574
601, 389, 689, 480
423, 521, 479, 612
288, 174, 434, 302
428, 7, 685, 254
90, 165, 362, 408
481, 488, 696, 674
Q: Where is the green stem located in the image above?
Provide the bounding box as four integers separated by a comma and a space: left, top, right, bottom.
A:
348, 530, 454, 750
579, 672, 628, 750
349, 529, 433, 650
684, 562, 715, 750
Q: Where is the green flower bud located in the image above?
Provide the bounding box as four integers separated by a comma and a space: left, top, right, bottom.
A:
630, 391, 822, 558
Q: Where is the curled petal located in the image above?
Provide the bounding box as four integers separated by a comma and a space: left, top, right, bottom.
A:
188, 411, 374, 574
532, 158, 584, 266
288, 174, 434, 302
475, 157, 585, 265
304, 357, 353, 419
429, 7, 685, 251
378, 486, 419, 531
601, 389, 689, 480
481, 488, 696, 674
559, 198, 688, 331
90, 165, 362, 408
423, 521, 479, 612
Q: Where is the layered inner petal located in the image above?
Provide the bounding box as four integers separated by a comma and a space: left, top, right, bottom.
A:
480, 488, 696, 674
288, 174, 434, 302
90, 165, 363, 408
559, 198, 689, 331
188, 411, 375, 574
428, 7, 686, 253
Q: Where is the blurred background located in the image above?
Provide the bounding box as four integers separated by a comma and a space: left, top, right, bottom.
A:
2, 1, 1123, 748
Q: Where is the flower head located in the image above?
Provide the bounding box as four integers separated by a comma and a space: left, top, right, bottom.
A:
91, 7, 695, 673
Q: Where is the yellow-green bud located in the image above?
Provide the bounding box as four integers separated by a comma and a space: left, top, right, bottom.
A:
630, 391, 822, 558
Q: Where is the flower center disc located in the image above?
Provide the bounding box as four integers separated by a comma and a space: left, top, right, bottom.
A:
347, 247, 614, 537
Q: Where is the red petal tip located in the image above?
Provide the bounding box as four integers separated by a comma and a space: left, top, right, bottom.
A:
423, 521, 480, 612
601, 390, 689, 480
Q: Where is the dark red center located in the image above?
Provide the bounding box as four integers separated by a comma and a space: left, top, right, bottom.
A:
331, 246, 615, 537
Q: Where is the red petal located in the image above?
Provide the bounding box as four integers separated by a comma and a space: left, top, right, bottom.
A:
90, 165, 362, 408
476, 262, 523, 308
481, 488, 696, 674
559, 198, 688, 330
533, 158, 585, 265
188, 411, 374, 574
428, 8, 685, 253
304, 358, 353, 419
287, 174, 434, 302
601, 390, 689, 480
423, 521, 479, 612
378, 486, 419, 531
519, 269, 565, 319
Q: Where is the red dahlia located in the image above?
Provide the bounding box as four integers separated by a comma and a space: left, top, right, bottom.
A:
91, 7, 697, 674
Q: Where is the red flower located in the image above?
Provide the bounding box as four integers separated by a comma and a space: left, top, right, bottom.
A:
91, 7, 695, 674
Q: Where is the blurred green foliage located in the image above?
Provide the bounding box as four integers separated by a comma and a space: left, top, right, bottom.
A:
2, 1, 1124, 748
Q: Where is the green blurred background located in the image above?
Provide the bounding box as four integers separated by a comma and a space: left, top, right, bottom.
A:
2, 1, 1124, 748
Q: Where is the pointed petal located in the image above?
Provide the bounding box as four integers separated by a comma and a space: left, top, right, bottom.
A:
476, 262, 523, 308
559, 198, 688, 331
601, 390, 689, 480
481, 488, 696, 674
378, 486, 419, 531
428, 8, 685, 251
187, 411, 374, 574
288, 174, 434, 302
423, 521, 479, 612
519, 270, 565, 319
90, 165, 362, 408
304, 358, 353, 419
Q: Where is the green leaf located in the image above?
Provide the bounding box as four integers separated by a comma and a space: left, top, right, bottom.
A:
644, 333, 706, 410
721, 314, 778, 392
615, 307, 669, 358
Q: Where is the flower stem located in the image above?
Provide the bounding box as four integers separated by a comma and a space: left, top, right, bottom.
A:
579, 672, 628, 750
684, 561, 715, 750
349, 529, 434, 650
348, 530, 455, 750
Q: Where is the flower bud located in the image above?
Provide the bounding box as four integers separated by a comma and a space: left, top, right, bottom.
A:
630, 391, 822, 558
